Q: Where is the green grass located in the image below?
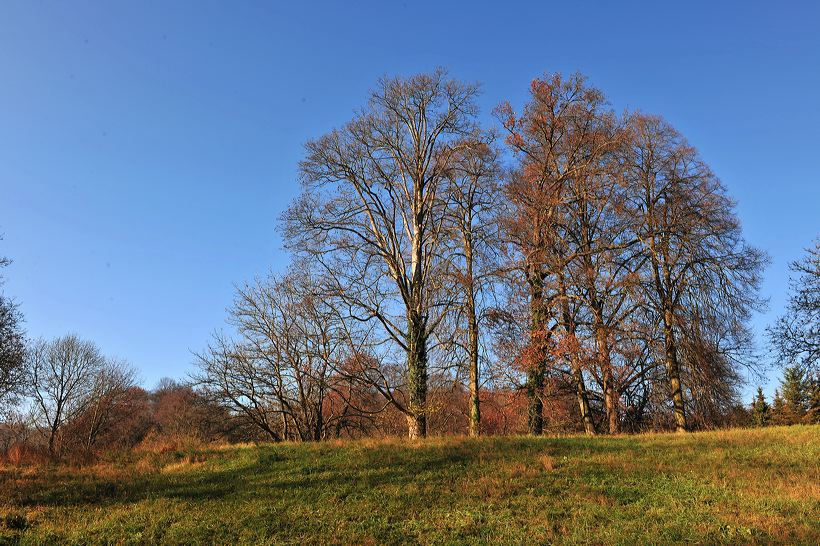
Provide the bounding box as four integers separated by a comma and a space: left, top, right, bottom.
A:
1, 426, 819, 545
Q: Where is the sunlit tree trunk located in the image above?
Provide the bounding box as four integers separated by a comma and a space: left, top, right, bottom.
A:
466, 259, 481, 437
662, 307, 687, 432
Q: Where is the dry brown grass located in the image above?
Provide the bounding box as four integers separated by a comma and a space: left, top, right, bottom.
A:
540, 453, 556, 472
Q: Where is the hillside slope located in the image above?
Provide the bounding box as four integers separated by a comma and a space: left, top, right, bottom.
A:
1, 426, 818, 545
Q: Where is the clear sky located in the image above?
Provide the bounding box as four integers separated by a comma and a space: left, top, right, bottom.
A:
1, 1, 818, 396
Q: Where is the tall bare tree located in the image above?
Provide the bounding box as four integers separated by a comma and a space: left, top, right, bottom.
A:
623, 114, 767, 432
496, 73, 614, 434
284, 69, 481, 438
444, 134, 501, 436
544, 86, 630, 434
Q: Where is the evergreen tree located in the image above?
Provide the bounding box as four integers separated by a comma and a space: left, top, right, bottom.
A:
771, 390, 786, 425
751, 387, 770, 427
780, 366, 809, 423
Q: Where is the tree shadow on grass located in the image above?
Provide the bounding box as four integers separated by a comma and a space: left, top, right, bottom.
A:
9, 463, 250, 509
7, 436, 638, 511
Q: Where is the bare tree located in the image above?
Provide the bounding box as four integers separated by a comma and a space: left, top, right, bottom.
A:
542, 85, 630, 434
194, 267, 359, 441
444, 134, 502, 436
0, 298, 25, 414
768, 239, 820, 374
76, 359, 138, 455
0, 246, 26, 414
623, 114, 767, 432
194, 332, 284, 441
284, 69, 481, 438
26, 335, 108, 458
494, 75, 764, 436
495, 73, 614, 434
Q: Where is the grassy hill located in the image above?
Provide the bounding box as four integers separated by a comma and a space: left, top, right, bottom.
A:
1, 426, 818, 545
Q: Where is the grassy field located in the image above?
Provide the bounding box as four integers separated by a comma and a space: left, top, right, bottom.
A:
1, 426, 818, 545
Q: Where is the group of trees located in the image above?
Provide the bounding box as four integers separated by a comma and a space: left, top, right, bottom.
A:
195, 69, 773, 440
751, 367, 820, 426
754, 239, 820, 427
25, 335, 137, 458
0, 334, 245, 463
493, 76, 766, 435
1, 70, 817, 452
1, 246, 242, 462
192, 269, 378, 442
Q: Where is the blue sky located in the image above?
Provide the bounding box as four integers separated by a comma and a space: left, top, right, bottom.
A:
1, 1, 818, 397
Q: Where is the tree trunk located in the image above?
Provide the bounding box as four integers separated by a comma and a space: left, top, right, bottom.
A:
594, 325, 619, 434
407, 311, 428, 439
602, 366, 619, 435
281, 411, 290, 441
571, 358, 595, 435
662, 307, 687, 432
527, 271, 546, 435
558, 282, 595, 436
463, 233, 481, 438
47, 403, 61, 460
526, 367, 545, 435
48, 428, 58, 460
314, 399, 323, 442
467, 307, 480, 437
